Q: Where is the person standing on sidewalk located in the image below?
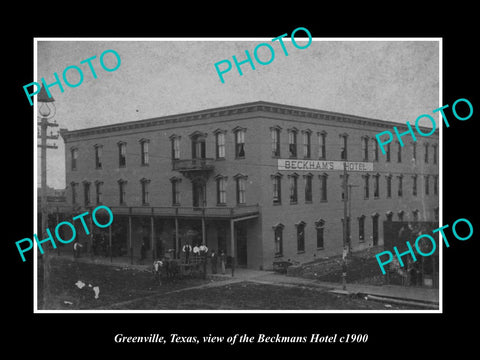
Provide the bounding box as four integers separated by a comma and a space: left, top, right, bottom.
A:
211, 250, 218, 274
220, 250, 226, 275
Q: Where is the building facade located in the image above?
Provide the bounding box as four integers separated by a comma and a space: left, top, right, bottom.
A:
58, 101, 439, 270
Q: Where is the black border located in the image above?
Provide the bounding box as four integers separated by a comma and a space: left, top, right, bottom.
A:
7, 10, 479, 355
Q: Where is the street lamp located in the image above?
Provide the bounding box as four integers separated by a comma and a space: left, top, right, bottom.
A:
37, 86, 58, 309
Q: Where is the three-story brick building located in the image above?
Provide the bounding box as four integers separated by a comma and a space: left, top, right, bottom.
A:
58, 101, 439, 270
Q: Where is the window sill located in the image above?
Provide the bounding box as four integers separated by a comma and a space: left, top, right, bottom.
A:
320, 199, 328, 203
273, 202, 282, 206
297, 250, 305, 254
305, 200, 312, 204
141, 164, 149, 167
216, 203, 227, 207
274, 254, 283, 258
215, 157, 226, 161
290, 201, 298, 205
316, 247, 324, 251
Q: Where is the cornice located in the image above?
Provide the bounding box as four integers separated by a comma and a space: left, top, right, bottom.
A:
60, 101, 439, 141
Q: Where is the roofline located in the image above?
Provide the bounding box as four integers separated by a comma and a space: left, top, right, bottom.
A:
60, 101, 439, 141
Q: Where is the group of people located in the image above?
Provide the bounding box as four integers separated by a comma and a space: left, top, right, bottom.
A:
181, 243, 227, 275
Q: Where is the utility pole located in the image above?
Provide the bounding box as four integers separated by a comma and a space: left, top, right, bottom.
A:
37, 87, 58, 309
342, 163, 348, 290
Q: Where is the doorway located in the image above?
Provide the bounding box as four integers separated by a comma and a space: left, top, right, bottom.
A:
236, 224, 247, 267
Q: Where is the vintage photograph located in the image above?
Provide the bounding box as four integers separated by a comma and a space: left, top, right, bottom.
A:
34, 38, 440, 312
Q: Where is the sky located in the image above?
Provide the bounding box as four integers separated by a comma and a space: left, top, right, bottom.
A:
35, 38, 440, 189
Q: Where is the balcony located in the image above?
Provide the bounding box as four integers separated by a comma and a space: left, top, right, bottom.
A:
172, 158, 215, 172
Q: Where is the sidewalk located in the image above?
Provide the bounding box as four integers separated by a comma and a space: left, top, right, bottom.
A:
213, 268, 440, 308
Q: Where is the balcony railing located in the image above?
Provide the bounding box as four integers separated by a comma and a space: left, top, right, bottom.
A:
44, 204, 260, 220
172, 158, 215, 172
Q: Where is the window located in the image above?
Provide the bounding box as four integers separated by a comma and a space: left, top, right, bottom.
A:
71, 182, 78, 205
288, 173, 298, 203
191, 133, 206, 159
386, 143, 391, 162
214, 131, 225, 159
412, 142, 417, 163
234, 128, 246, 158
234, 174, 247, 204
386, 174, 392, 198
296, 221, 306, 252
288, 128, 298, 158
340, 134, 348, 160
318, 131, 326, 159
373, 174, 380, 198
140, 178, 150, 205
273, 224, 284, 257
171, 177, 181, 205
319, 174, 328, 202
271, 126, 281, 157
118, 179, 127, 205
118, 142, 127, 167
340, 174, 349, 200
95, 181, 103, 204
358, 215, 365, 242
398, 175, 403, 197
171, 135, 181, 160
362, 137, 369, 161
71, 148, 78, 171
94, 145, 102, 169
315, 219, 325, 249
271, 173, 282, 205
412, 175, 418, 196
424, 143, 429, 163
434, 175, 438, 195
433, 144, 438, 164
363, 174, 370, 199
140, 139, 149, 166
83, 181, 91, 206
302, 130, 312, 158
425, 175, 430, 195
216, 176, 227, 205
304, 173, 313, 202
373, 140, 379, 162
397, 141, 402, 163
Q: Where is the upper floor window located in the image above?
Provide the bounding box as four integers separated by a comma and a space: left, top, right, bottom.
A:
424, 143, 429, 163
373, 173, 380, 198
215, 175, 227, 205
118, 142, 127, 168
83, 181, 91, 207
214, 131, 226, 159
412, 142, 417, 163
271, 173, 282, 205
170, 135, 181, 160
140, 139, 149, 166
234, 174, 247, 205
118, 179, 127, 205
271, 126, 281, 157
318, 131, 327, 159
71, 147, 78, 171
386, 174, 392, 198
433, 144, 438, 164
373, 140, 379, 162
425, 175, 430, 195
386, 142, 391, 162
288, 173, 299, 204
396, 141, 402, 163
170, 177, 181, 205
288, 128, 298, 158
362, 136, 369, 161
140, 178, 150, 205
273, 223, 284, 257
340, 133, 348, 160
398, 175, 403, 197
94, 145, 102, 169
363, 174, 370, 199
233, 127, 246, 158
302, 130, 312, 158
95, 181, 103, 204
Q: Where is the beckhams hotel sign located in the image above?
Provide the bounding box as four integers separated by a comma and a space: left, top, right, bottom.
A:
278, 159, 374, 172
